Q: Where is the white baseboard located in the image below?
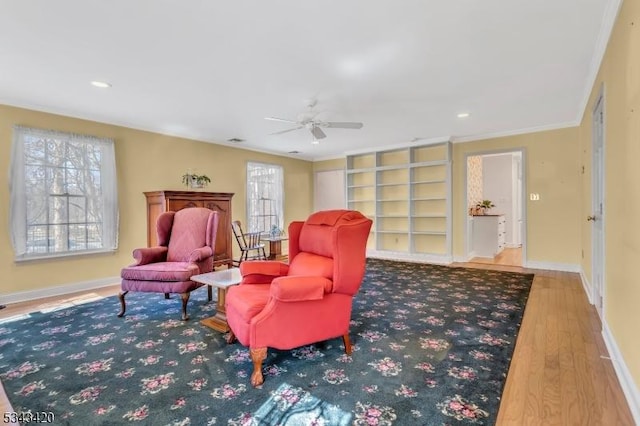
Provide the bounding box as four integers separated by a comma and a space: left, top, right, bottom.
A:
522, 260, 581, 273
579, 267, 594, 305
453, 254, 473, 263
1, 276, 120, 305
367, 250, 453, 265
602, 322, 640, 425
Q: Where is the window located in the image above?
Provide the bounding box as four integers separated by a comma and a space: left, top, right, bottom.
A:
246, 162, 283, 233
10, 126, 119, 260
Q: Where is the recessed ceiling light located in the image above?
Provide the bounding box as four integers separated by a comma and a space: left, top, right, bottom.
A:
457, 112, 470, 118
91, 81, 111, 88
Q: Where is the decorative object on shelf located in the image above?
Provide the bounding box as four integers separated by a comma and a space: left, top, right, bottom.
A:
475, 199, 496, 215
181, 171, 211, 189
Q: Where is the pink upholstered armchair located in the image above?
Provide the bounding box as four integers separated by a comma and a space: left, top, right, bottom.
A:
225, 209, 372, 386
119, 207, 219, 321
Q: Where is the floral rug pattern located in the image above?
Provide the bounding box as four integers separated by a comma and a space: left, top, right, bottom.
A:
0, 259, 533, 425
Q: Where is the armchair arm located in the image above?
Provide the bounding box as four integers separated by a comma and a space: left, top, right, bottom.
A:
270, 276, 333, 302
132, 246, 168, 265
188, 246, 213, 263
240, 261, 289, 285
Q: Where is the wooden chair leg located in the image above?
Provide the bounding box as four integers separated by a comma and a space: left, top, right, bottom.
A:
117, 291, 128, 317
180, 292, 190, 321
250, 347, 267, 387
343, 333, 352, 355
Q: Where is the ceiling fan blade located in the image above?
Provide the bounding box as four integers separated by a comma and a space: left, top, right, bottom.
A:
265, 116, 299, 124
311, 126, 327, 140
324, 121, 363, 129
270, 126, 304, 135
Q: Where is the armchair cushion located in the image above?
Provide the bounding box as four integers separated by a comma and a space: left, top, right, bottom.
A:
133, 246, 168, 266
270, 276, 332, 302
121, 262, 199, 282
288, 252, 333, 279
227, 284, 271, 323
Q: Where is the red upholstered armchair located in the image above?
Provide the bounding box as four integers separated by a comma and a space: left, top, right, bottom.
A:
119, 207, 219, 321
225, 209, 372, 386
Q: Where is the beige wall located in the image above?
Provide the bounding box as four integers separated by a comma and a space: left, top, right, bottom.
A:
0, 105, 313, 296
579, 0, 640, 389
316, 130, 582, 266
312, 158, 346, 172
452, 128, 581, 263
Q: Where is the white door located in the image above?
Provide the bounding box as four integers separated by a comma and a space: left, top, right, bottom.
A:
314, 169, 346, 211
591, 92, 605, 319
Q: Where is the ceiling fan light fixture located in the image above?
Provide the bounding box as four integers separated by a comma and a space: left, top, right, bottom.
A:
265, 100, 362, 141
311, 138, 320, 145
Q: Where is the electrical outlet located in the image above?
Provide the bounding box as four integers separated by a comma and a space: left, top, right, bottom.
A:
529, 193, 540, 201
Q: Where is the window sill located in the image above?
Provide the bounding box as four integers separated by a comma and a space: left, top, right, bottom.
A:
14, 249, 117, 264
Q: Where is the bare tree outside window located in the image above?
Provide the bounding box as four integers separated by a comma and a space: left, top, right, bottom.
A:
246, 162, 284, 234
10, 127, 118, 259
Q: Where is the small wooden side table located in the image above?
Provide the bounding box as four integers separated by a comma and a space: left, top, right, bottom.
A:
261, 236, 289, 260
191, 268, 242, 333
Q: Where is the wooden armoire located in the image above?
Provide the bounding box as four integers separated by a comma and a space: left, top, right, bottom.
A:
144, 191, 234, 268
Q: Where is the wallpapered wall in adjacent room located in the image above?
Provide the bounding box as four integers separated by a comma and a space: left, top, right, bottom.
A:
467, 155, 483, 208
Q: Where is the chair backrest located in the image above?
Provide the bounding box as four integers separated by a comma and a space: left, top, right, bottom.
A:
287, 210, 372, 296
232, 220, 262, 250
232, 220, 248, 250
165, 207, 218, 262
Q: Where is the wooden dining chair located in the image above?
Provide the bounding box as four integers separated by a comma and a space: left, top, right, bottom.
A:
231, 220, 267, 266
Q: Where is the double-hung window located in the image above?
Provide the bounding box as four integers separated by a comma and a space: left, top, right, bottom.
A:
246, 162, 283, 234
9, 126, 119, 260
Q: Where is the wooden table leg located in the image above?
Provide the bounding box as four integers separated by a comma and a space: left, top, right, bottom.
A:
268, 240, 282, 260
200, 287, 230, 332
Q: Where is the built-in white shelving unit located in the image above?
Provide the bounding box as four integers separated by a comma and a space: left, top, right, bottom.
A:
346, 141, 452, 263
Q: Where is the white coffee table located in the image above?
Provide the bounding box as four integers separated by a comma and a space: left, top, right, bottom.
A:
191, 268, 242, 332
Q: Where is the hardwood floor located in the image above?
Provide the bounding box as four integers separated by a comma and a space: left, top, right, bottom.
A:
470, 247, 523, 267
452, 262, 635, 425
0, 268, 635, 424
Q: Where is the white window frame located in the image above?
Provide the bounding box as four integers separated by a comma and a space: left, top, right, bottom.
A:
246, 162, 284, 234
9, 126, 119, 261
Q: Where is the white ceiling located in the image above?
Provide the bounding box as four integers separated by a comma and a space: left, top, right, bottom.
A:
0, 1, 617, 161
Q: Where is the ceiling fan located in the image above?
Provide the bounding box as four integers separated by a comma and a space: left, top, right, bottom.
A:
265, 99, 363, 142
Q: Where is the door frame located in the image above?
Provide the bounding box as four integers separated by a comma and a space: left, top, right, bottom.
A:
591, 86, 606, 319
463, 148, 527, 265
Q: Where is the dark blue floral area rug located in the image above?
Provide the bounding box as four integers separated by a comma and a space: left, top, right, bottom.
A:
0, 259, 533, 425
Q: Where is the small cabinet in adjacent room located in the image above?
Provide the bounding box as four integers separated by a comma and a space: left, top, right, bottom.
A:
472, 214, 506, 258
144, 191, 234, 268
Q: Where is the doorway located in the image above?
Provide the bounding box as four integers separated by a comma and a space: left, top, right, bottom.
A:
591, 90, 605, 319
314, 169, 346, 211
465, 150, 525, 267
